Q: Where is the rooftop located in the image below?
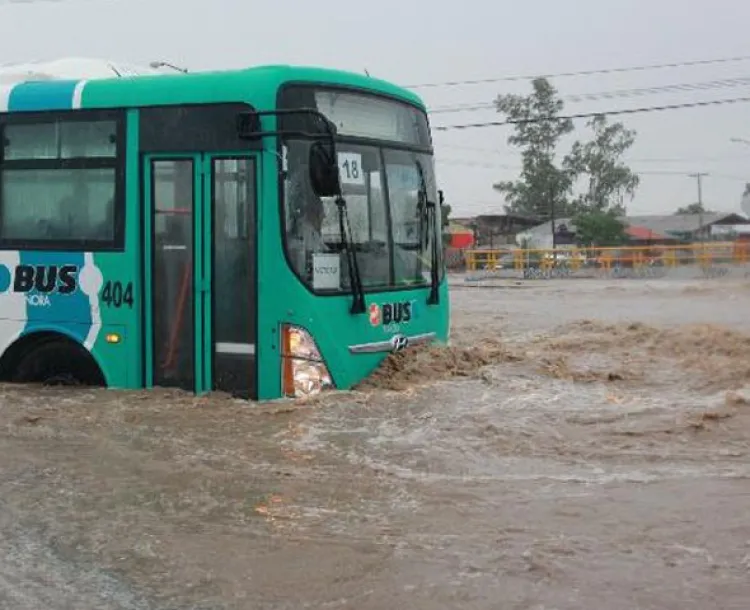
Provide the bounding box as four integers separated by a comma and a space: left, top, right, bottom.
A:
0, 57, 424, 113
625, 213, 745, 235
522, 212, 749, 237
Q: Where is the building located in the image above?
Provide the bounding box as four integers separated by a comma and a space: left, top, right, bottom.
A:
515, 217, 580, 249
517, 212, 750, 248
625, 213, 749, 243
453, 213, 541, 248
446, 223, 475, 249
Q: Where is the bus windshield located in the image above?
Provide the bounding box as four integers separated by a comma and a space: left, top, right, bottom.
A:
283, 140, 440, 292
280, 86, 440, 293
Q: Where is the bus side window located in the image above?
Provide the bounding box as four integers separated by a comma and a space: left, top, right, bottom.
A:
212, 158, 255, 347
0, 114, 121, 248
151, 159, 195, 385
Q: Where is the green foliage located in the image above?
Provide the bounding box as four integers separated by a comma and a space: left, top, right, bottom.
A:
492, 78, 575, 219
563, 115, 639, 212
492, 79, 639, 220
674, 202, 712, 215
573, 209, 628, 247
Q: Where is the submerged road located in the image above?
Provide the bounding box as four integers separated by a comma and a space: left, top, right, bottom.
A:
0, 276, 749, 609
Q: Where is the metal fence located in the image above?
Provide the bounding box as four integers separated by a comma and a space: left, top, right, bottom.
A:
448, 242, 750, 280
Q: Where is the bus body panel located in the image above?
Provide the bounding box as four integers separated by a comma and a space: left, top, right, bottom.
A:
0, 64, 447, 400
0, 83, 142, 389
257, 274, 450, 398
0, 249, 137, 388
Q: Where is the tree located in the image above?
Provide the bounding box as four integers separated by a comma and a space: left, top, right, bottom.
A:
492, 78, 575, 219
563, 115, 639, 213
573, 208, 628, 247
674, 202, 713, 215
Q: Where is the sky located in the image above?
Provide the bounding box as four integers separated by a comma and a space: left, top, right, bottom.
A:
2, 0, 750, 218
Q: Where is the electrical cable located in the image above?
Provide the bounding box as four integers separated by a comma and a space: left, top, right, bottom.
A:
0, 0, 108, 4
436, 159, 749, 182
406, 53, 750, 89
429, 75, 750, 114
433, 95, 750, 131
436, 143, 750, 165
1, 0, 72, 4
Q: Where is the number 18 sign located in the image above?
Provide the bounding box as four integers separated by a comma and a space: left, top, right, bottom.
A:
337, 152, 365, 186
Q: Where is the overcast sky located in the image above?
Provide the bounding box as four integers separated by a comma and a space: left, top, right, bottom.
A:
2, 0, 750, 217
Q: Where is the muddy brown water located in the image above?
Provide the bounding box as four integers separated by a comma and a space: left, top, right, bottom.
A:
1, 277, 749, 609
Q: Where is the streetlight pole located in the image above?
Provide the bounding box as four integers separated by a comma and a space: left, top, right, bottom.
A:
727, 138, 750, 221
688, 172, 708, 241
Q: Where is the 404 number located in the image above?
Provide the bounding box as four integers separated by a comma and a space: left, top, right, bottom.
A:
101, 281, 134, 308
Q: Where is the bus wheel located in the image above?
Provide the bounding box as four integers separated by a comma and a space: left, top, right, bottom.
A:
12, 340, 105, 387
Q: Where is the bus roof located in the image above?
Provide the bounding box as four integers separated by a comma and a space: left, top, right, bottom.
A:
0, 59, 425, 114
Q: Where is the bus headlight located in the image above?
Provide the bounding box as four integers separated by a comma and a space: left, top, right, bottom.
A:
281, 324, 333, 397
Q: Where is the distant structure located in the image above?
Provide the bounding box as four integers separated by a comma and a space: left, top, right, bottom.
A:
452, 213, 541, 248
517, 212, 750, 249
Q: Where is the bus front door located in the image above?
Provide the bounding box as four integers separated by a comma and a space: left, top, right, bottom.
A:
144, 154, 258, 399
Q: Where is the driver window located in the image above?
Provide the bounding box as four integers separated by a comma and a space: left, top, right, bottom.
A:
284, 142, 333, 286
282, 141, 392, 290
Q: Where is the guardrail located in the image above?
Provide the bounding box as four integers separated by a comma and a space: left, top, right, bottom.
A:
450, 242, 750, 280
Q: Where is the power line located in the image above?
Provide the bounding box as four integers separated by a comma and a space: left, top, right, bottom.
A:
437, 159, 749, 174
438, 158, 661, 172
438, 159, 519, 170
433, 95, 750, 131
0, 0, 117, 5
406, 53, 750, 89
436, 158, 749, 181
436, 143, 750, 165
429, 74, 750, 114
0, 0, 65, 4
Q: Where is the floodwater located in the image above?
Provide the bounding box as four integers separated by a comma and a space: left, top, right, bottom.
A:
1, 275, 750, 609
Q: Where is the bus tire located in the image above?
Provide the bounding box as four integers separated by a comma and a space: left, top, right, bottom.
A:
11, 338, 106, 387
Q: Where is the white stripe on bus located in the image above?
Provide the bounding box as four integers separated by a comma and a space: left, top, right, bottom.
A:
0, 86, 12, 112
72, 80, 87, 109
215, 342, 256, 355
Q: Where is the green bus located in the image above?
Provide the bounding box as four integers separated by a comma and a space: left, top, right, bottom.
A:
0, 63, 449, 400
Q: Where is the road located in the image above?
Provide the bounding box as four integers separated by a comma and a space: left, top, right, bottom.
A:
1, 276, 749, 609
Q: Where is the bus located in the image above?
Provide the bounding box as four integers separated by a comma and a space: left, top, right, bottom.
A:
0, 60, 450, 400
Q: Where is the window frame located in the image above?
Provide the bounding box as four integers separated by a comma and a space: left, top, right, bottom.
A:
276, 82, 441, 297
0, 108, 126, 252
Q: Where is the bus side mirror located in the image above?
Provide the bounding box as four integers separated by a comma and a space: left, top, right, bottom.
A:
309, 141, 340, 197
438, 189, 445, 205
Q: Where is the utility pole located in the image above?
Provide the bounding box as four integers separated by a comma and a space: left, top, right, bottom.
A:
549, 186, 556, 250
688, 172, 708, 241
546, 144, 557, 254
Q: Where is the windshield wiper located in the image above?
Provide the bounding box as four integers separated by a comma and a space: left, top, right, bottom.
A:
335, 194, 366, 314
415, 160, 440, 305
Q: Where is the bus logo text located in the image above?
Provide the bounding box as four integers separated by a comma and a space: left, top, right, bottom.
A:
13, 264, 78, 295
369, 300, 414, 328
382, 301, 411, 325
